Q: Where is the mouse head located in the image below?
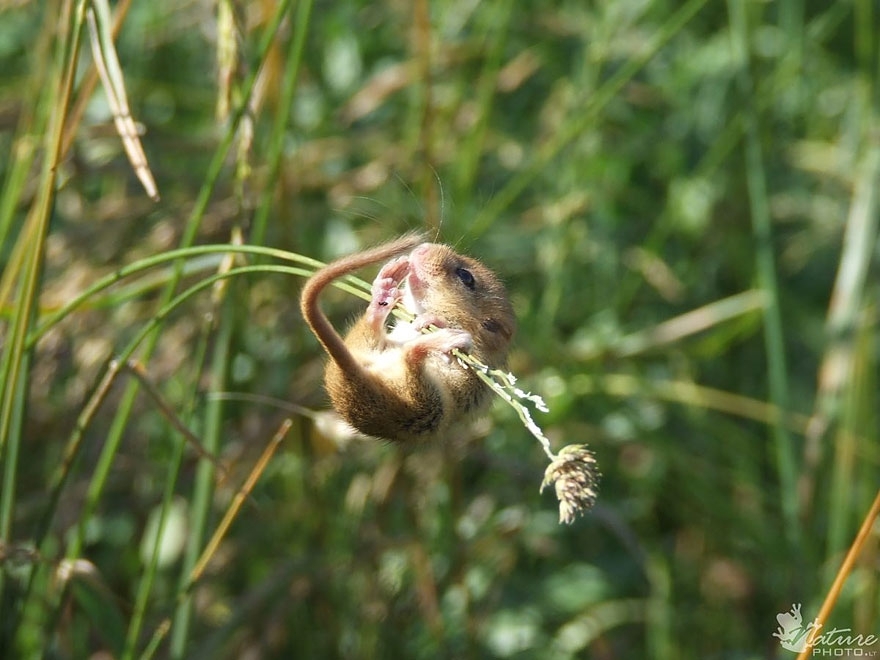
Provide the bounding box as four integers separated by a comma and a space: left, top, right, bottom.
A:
404, 243, 515, 365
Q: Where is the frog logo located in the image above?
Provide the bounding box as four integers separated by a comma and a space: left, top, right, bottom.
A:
773, 603, 816, 653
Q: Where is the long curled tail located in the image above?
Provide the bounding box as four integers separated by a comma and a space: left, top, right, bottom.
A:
299, 233, 424, 373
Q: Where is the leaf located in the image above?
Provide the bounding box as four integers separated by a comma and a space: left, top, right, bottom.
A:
86, 0, 159, 201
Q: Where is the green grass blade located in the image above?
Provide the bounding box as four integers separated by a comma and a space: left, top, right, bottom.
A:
0, 0, 88, 629
453, 0, 514, 202
169, 297, 234, 658
29, 5, 294, 641
468, 0, 709, 237
252, 0, 314, 247
727, 0, 800, 549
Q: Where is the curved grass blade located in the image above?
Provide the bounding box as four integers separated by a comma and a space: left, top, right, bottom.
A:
86, 0, 158, 200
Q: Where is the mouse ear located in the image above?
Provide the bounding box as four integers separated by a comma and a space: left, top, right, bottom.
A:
482, 318, 512, 340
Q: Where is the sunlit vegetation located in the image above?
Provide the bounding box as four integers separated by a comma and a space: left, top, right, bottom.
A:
0, 0, 878, 657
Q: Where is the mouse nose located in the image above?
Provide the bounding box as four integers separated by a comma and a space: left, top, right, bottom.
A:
410, 243, 431, 259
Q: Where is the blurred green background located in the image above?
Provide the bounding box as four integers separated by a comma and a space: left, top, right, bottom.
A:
1, 0, 878, 657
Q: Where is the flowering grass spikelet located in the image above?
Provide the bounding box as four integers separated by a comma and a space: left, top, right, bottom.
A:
541, 444, 600, 524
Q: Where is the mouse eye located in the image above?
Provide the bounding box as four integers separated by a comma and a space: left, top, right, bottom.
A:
455, 267, 476, 290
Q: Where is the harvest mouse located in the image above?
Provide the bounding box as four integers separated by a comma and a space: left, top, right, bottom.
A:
300, 234, 516, 444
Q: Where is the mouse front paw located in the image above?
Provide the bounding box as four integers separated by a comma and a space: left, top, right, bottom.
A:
371, 257, 408, 304
366, 256, 410, 331
413, 313, 447, 333
405, 328, 473, 365
436, 328, 473, 355
374, 256, 409, 298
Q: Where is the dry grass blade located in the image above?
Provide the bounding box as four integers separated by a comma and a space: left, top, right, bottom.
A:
794, 487, 880, 660
138, 420, 290, 659
802, 142, 880, 507
122, 360, 232, 481
86, 0, 158, 201
60, 0, 133, 157
571, 373, 813, 434
609, 289, 768, 358
187, 419, 290, 585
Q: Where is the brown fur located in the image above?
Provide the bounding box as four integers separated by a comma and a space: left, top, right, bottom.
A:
300, 237, 515, 444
